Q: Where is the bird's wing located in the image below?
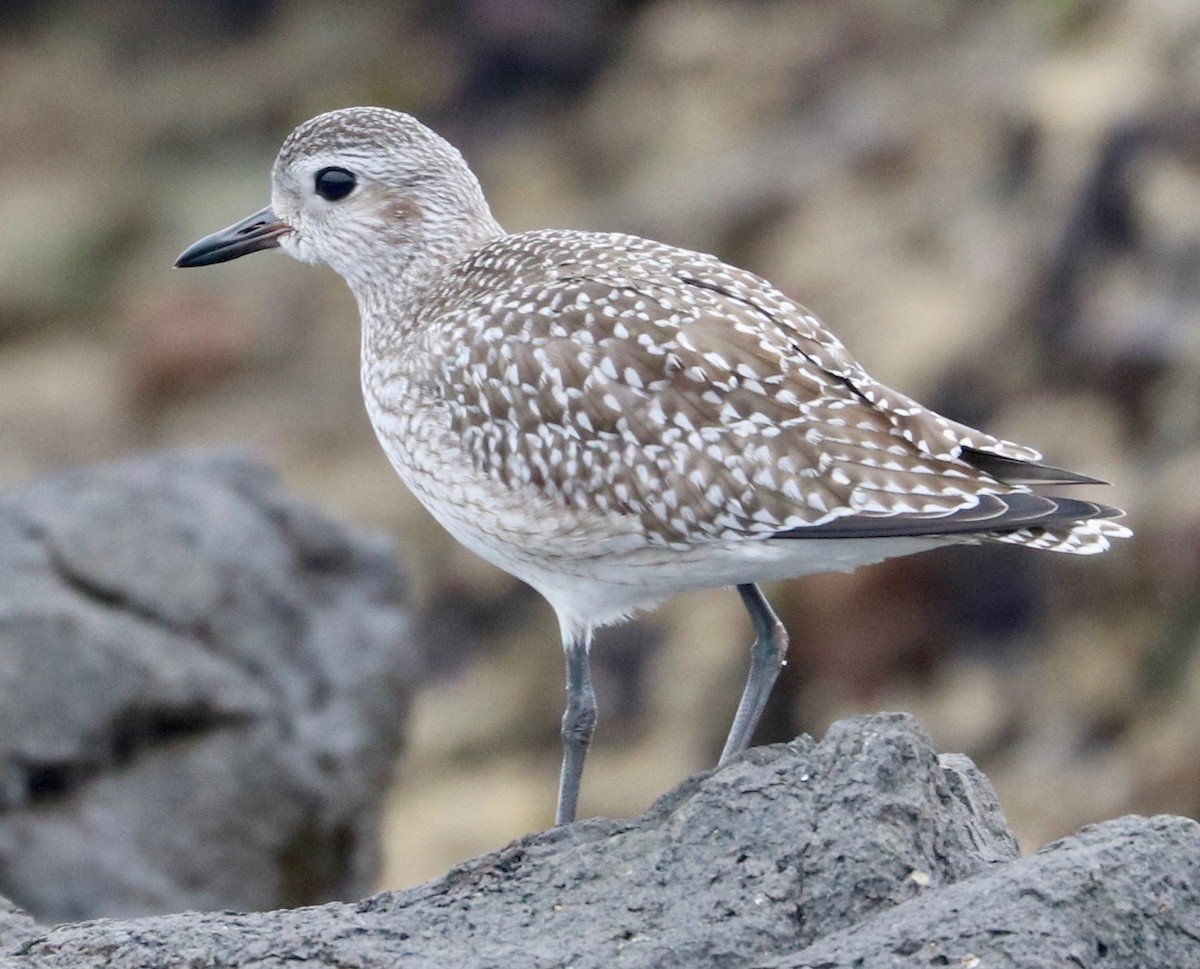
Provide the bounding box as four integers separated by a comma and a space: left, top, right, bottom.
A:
436, 231, 1108, 545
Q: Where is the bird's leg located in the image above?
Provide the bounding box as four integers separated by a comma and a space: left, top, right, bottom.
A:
719, 583, 790, 764
555, 630, 597, 825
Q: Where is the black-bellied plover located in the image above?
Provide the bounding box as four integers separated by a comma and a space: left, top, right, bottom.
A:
177, 107, 1131, 825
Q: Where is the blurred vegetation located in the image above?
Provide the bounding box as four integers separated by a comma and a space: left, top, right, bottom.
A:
1, 0, 1199, 888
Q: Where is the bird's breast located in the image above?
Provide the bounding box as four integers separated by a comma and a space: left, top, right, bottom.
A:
360, 357, 652, 578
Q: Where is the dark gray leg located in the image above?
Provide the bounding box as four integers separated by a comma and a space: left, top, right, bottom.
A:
719, 583, 790, 764
555, 631, 597, 825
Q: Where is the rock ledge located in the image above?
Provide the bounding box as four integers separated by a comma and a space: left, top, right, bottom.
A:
4, 713, 1196, 968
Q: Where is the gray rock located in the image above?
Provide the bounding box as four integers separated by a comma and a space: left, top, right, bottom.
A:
778, 813, 1199, 968
5, 714, 1195, 968
0, 897, 40, 954
0, 452, 420, 923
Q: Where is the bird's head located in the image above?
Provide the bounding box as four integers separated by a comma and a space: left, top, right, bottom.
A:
176, 107, 500, 293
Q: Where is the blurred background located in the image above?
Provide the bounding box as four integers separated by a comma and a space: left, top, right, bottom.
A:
0, 0, 1196, 893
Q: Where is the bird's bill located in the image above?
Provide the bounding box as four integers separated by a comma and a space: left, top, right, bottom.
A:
174, 206, 290, 267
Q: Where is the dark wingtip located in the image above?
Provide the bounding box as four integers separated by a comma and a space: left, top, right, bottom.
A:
773, 492, 1126, 541
959, 447, 1109, 487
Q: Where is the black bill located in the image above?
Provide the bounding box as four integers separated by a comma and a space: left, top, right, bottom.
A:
175, 206, 290, 267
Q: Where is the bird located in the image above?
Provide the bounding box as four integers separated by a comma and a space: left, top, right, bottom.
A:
176, 107, 1131, 826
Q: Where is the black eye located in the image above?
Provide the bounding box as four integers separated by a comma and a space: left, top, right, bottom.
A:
314, 167, 356, 201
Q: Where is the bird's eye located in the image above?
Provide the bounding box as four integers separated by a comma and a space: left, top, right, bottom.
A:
314, 167, 356, 201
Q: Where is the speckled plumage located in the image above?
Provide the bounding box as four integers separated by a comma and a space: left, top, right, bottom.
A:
178, 107, 1131, 823
355, 219, 1128, 627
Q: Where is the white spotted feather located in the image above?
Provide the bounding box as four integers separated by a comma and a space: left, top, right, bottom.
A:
258, 107, 1130, 634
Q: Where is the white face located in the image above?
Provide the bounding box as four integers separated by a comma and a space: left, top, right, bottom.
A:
272, 150, 410, 278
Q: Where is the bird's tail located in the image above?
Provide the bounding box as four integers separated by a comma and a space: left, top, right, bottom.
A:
982, 515, 1132, 555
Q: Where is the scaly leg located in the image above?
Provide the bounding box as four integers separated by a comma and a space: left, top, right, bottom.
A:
555, 629, 597, 825
719, 583, 790, 764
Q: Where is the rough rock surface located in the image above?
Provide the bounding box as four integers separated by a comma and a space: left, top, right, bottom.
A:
4, 714, 1196, 967
0, 452, 420, 923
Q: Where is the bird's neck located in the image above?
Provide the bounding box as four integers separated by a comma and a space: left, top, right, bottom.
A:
353, 208, 505, 351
